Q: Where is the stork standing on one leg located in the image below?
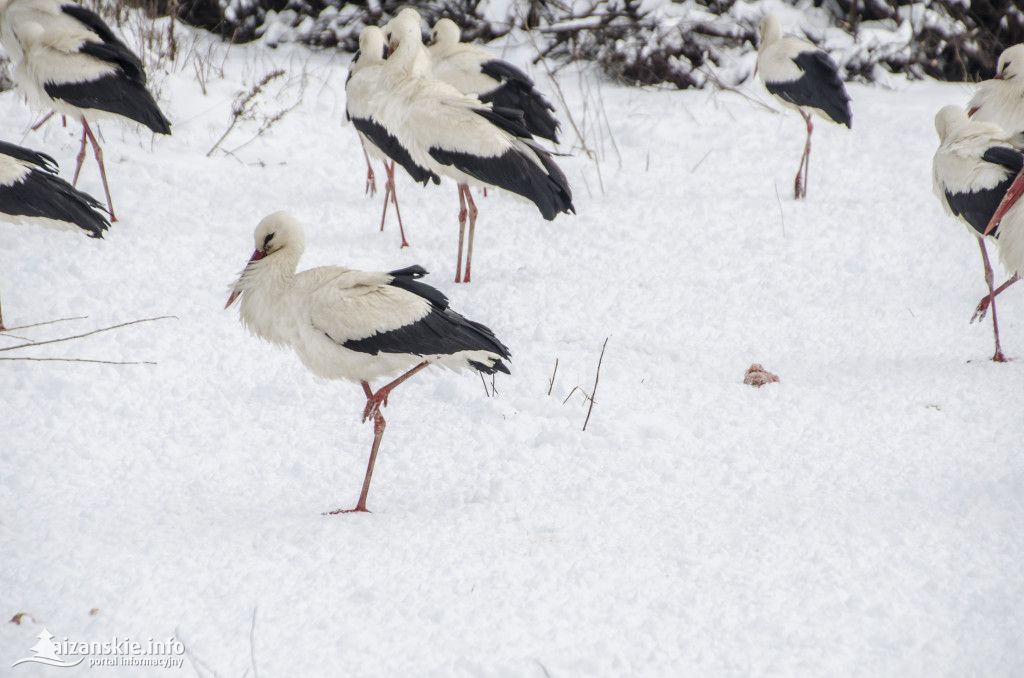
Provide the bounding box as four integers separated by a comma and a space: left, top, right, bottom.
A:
347, 26, 440, 247
0, 0, 172, 222
964, 44, 1024, 320
378, 12, 574, 283
755, 14, 852, 200
932, 105, 1024, 362
226, 212, 511, 513
0, 139, 109, 330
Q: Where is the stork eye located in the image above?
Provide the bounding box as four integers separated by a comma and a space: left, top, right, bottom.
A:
262, 232, 275, 249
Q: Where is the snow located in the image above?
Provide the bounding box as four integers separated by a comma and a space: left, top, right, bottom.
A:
2, 16, 1023, 678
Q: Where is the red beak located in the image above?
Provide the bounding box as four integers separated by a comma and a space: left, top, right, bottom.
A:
225, 249, 267, 309
994, 72, 1004, 80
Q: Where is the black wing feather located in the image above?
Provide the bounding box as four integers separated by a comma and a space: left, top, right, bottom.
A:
429, 143, 573, 220
982, 147, 1024, 175
0, 140, 58, 173
352, 117, 441, 186
0, 157, 110, 237
766, 51, 852, 127
78, 40, 146, 85
479, 60, 560, 143
340, 269, 511, 374
944, 146, 1024, 235
45, 75, 171, 134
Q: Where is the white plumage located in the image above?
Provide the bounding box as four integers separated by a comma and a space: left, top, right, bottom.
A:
376, 14, 573, 282
0, 0, 171, 221
382, 8, 431, 77
226, 211, 510, 512
755, 14, 852, 199
932, 105, 1024, 362
346, 25, 438, 247
968, 44, 1024, 136
428, 18, 560, 143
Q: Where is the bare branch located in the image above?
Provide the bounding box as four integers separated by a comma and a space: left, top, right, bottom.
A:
0, 357, 156, 365
547, 358, 559, 396
0, 316, 176, 353
583, 337, 609, 432
0, 315, 89, 334
249, 607, 259, 678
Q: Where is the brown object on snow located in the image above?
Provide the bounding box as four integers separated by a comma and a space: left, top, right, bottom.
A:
743, 363, 779, 387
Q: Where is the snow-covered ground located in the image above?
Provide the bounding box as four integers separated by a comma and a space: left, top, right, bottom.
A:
1, 17, 1022, 678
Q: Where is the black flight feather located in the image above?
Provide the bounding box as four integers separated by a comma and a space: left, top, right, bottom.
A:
351, 117, 441, 186
478, 60, 560, 143
429, 143, 573, 220
45, 75, 171, 134
944, 147, 1024, 236
766, 51, 852, 128
340, 268, 511, 374
0, 144, 109, 237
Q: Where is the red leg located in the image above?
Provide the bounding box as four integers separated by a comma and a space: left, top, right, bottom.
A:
360, 139, 377, 196
327, 363, 430, 514
972, 274, 1019, 323
0, 281, 5, 332
30, 111, 55, 131
387, 162, 410, 248
976, 237, 1008, 362
379, 162, 392, 232
455, 185, 468, 283
464, 188, 478, 283
984, 168, 1024, 236
72, 125, 88, 187
82, 120, 116, 222
794, 111, 813, 200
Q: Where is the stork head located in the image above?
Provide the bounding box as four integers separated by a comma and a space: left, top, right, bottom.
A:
355, 26, 387, 66
383, 8, 424, 51
430, 18, 461, 47
994, 44, 1024, 81
933, 105, 969, 143
757, 15, 782, 50
226, 212, 305, 309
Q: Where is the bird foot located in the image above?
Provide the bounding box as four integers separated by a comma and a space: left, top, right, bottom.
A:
324, 506, 371, 515
971, 296, 991, 323
992, 351, 1010, 363
362, 392, 389, 422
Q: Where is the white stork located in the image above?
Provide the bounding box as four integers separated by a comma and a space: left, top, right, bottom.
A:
429, 18, 560, 144
0, 0, 172, 221
932, 105, 1024, 362
382, 8, 431, 77
965, 44, 1024, 318
378, 14, 574, 283
347, 25, 440, 248
967, 44, 1024, 133
0, 139, 109, 330
755, 14, 852, 199
226, 212, 511, 513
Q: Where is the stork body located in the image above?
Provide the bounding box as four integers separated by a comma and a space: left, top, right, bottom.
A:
347, 26, 439, 247
227, 212, 511, 513
756, 14, 851, 199
966, 44, 1024, 315
932, 105, 1024, 362
0, 139, 109, 329
0, 0, 172, 221
429, 18, 560, 143
379, 15, 573, 282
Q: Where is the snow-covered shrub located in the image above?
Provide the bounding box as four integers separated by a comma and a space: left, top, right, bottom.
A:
117, 0, 1024, 86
